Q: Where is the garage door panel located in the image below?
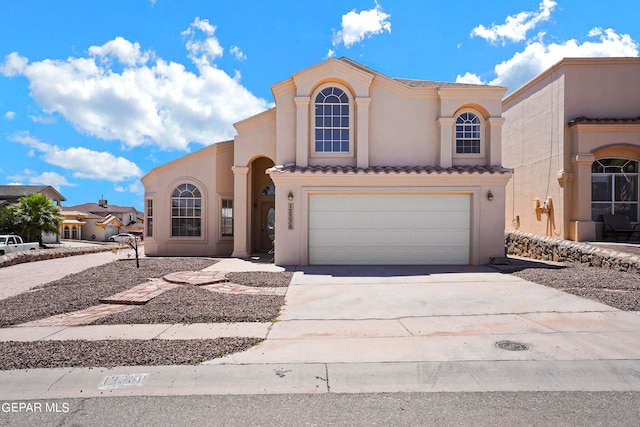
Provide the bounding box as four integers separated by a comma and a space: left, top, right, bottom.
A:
309, 195, 470, 265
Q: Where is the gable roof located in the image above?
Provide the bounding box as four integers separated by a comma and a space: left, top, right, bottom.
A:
61, 203, 139, 215
0, 185, 66, 202
337, 57, 496, 90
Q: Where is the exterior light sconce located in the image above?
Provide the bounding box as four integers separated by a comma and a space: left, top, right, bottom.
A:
487, 190, 494, 201
288, 191, 294, 201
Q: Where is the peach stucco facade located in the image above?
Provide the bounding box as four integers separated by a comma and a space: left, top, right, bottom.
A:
503, 58, 640, 242
142, 58, 512, 265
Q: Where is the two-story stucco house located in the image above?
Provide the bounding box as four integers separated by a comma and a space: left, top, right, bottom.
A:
503, 57, 640, 242
142, 58, 512, 265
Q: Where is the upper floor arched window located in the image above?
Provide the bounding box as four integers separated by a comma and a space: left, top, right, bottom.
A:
455, 112, 481, 154
314, 86, 350, 153
171, 183, 202, 237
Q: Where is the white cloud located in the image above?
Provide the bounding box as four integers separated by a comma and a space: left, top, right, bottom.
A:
0, 52, 28, 76
0, 18, 269, 151
182, 17, 224, 67
12, 131, 143, 182
30, 115, 56, 124
326, 49, 336, 59
128, 181, 144, 194
8, 169, 73, 190
230, 46, 246, 61
88, 36, 151, 66
455, 72, 484, 85
471, 0, 556, 45
5, 111, 15, 120
332, 1, 391, 49
458, 28, 639, 92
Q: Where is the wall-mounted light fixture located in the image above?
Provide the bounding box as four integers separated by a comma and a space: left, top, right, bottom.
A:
486, 190, 494, 201
288, 191, 294, 201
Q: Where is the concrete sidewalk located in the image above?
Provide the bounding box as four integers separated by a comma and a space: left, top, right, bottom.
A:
0, 246, 140, 299
1, 259, 640, 398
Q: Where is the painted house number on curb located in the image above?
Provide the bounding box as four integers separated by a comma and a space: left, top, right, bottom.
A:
98, 373, 148, 389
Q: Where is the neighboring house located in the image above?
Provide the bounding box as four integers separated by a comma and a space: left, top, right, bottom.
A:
142, 58, 512, 265
0, 185, 66, 243
59, 210, 88, 240
0, 185, 66, 207
503, 57, 640, 241
60, 198, 141, 241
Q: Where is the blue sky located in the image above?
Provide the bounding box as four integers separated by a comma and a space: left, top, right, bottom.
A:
1, 0, 638, 210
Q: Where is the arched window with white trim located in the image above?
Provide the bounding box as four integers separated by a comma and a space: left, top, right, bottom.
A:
455, 112, 481, 154
171, 183, 202, 237
314, 86, 350, 153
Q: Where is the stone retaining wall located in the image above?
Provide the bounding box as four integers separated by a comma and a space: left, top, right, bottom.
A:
506, 231, 640, 273
0, 245, 118, 269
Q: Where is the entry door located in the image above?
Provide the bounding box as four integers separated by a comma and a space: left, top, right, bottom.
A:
259, 202, 275, 251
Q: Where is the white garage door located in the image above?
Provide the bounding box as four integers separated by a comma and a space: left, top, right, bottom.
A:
309, 194, 470, 265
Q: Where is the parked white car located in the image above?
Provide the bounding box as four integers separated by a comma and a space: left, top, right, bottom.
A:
0, 235, 39, 255
108, 233, 141, 243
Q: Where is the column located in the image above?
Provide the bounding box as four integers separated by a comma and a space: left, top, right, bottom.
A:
294, 97, 309, 167
355, 97, 371, 168
231, 166, 249, 258
437, 117, 455, 168
488, 117, 505, 165
571, 153, 596, 241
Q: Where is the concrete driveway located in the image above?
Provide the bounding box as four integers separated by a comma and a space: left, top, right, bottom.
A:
211, 264, 640, 366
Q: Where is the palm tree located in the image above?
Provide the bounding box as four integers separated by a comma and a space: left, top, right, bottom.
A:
0, 205, 18, 234
12, 194, 63, 246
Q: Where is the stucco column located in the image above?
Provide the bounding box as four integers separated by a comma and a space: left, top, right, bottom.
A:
294, 97, 309, 167
571, 153, 596, 240
231, 166, 249, 258
437, 117, 455, 168
355, 97, 371, 168
487, 117, 505, 165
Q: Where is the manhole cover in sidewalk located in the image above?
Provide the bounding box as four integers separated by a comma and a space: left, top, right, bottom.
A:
495, 340, 530, 351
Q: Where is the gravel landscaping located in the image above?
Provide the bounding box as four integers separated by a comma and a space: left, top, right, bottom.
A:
499, 257, 640, 312
0, 338, 260, 370
0, 257, 292, 370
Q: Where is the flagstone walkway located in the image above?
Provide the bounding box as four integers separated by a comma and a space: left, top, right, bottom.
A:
14, 271, 286, 327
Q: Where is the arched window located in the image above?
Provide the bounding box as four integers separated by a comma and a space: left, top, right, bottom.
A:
171, 183, 202, 237
314, 86, 350, 153
592, 158, 638, 221
455, 112, 481, 154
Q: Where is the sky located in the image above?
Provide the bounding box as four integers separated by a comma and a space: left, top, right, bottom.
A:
1, 0, 638, 210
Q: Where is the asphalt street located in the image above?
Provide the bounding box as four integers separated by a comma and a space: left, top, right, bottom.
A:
2, 392, 639, 426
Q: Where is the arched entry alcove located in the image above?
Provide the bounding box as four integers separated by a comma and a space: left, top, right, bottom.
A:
250, 157, 276, 253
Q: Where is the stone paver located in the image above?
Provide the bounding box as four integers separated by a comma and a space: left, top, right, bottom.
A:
100, 280, 180, 305
163, 271, 228, 285
19, 304, 137, 327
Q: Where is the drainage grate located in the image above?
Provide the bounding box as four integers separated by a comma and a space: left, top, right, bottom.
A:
495, 340, 530, 351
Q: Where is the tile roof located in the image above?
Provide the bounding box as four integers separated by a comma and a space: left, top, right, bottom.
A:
392, 78, 489, 89
337, 57, 494, 89
568, 116, 640, 126
269, 164, 512, 175
63, 203, 138, 214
